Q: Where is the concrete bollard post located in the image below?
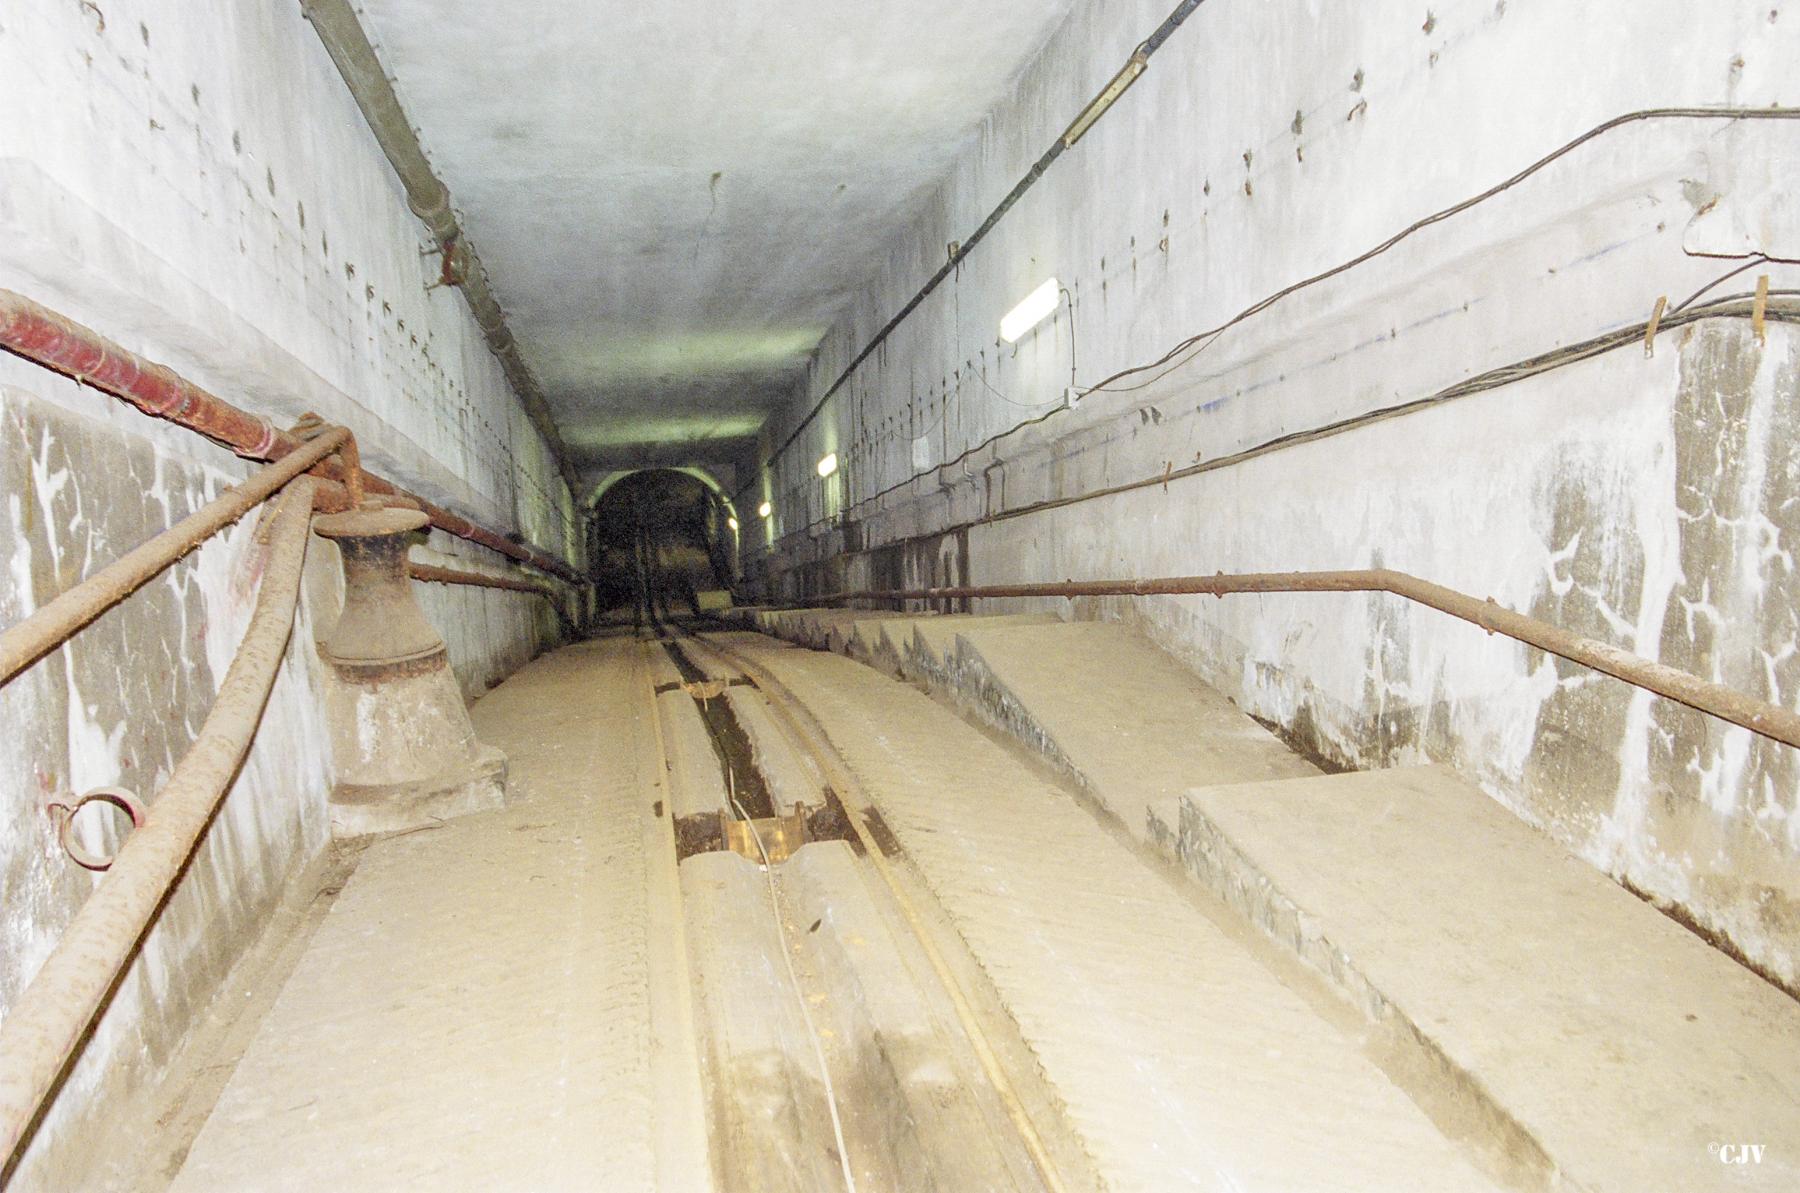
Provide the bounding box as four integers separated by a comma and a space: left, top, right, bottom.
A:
312, 501, 506, 836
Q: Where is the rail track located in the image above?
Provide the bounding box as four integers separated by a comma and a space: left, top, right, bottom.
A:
637, 617, 1079, 1193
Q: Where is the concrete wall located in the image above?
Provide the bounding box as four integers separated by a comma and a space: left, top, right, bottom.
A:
755, 0, 1800, 989
0, 1, 572, 1185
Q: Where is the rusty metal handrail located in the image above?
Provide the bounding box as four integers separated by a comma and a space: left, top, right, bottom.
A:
407, 560, 554, 598
0, 478, 317, 1168
826, 567, 1800, 749
0, 428, 350, 687
0, 288, 580, 583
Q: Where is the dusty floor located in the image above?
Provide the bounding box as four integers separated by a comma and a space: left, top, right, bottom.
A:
144, 620, 1800, 1192
165, 636, 675, 1191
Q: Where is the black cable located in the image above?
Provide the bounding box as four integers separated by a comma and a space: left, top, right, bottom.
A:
1079, 107, 1799, 397
768, 104, 1797, 536
1669, 254, 1769, 314
752, 104, 1798, 502
777, 291, 1795, 548
974, 367, 1063, 411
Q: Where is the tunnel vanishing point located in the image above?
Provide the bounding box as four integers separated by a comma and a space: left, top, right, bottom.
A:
2, 1, 1800, 1190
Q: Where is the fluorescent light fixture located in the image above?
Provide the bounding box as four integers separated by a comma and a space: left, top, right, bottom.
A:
1000, 278, 1061, 343
727, 516, 739, 531
757, 501, 772, 518
816, 452, 838, 478
1061, 52, 1147, 148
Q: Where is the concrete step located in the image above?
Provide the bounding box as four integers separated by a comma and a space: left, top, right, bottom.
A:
930, 620, 1317, 838
745, 611, 797, 641
759, 607, 888, 650
819, 610, 920, 654
842, 612, 937, 670
900, 613, 1058, 686
1154, 764, 1800, 1193
729, 637, 1505, 1192
757, 607, 1061, 683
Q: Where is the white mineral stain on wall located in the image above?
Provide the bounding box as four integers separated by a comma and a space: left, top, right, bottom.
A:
0, 0, 573, 1185
5, 493, 33, 618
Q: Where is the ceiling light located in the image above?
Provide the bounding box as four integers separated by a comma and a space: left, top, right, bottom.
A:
757, 501, 772, 518
816, 453, 838, 479
1000, 278, 1060, 343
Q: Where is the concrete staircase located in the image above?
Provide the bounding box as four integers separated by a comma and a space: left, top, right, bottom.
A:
748, 609, 1800, 1191
1162, 765, 1800, 1193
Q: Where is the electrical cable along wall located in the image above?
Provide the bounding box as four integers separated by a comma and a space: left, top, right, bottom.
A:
749, 0, 1800, 992
760, 106, 1799, 545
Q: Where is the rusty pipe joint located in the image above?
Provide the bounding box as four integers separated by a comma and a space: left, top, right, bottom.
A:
313, 502, 444, 679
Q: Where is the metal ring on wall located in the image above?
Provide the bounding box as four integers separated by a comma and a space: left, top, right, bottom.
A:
46, 786, 147, 871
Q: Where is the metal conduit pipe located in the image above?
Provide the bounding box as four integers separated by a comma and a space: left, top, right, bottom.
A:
298, 0, 575, 486
826, 568, 1800, 750
0, 288, 581, 584
0, 478, 317, 1171
407, 560, 554, 598
0, 427, 349, 686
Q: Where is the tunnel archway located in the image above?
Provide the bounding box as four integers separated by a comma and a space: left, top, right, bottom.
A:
586, 468, 739, 621
585, 466, 739, 518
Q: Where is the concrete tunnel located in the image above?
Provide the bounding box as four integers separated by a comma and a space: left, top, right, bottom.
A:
1, 1, 1799, 1189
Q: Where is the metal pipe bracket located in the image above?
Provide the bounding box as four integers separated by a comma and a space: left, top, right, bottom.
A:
45, 787, 147, 872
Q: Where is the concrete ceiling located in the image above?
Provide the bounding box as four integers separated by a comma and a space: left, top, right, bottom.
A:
357, 0, 1082, 476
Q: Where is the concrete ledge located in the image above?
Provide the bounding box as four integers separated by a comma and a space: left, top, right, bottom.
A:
723, 688, 823, 815
657, 690, 731, 819
933, 620, 1314, 835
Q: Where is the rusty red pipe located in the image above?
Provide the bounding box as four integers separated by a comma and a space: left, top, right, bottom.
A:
0, 289, 579, 584
0, 293, 278, 453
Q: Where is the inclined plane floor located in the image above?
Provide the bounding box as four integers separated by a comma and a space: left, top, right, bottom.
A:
710, 632, 1503, 1192
162, 629, 1513, 1191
